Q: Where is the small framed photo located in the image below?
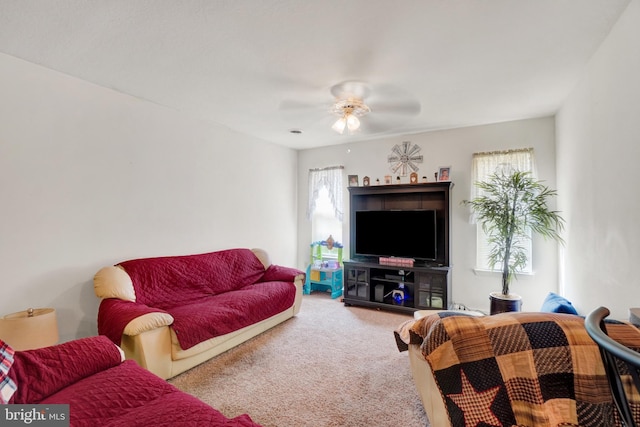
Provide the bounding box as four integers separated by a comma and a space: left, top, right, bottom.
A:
348, 175, 359, 187
384, 175, 392, 185
410, 172, 418, 184
438, 166, 451, 182
362, 176, 370, 186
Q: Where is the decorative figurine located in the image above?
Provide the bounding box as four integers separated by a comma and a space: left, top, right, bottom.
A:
326, 235, 335, 250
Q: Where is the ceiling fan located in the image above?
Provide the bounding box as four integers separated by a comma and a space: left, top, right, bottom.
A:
280, 80, 421, 136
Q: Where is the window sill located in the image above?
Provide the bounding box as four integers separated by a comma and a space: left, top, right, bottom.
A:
473, 268, 534, 277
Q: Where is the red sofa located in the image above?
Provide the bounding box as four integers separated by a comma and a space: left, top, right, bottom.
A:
94, 248, 304, 379
3, 336, 261, 426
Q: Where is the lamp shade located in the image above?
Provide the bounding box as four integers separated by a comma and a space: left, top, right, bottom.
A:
332, 116, 347, 134
332, 112, 362, 134
0, 308, 59, 350
346, 114, 360, 131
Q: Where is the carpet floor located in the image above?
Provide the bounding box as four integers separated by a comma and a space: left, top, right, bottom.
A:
169, 292, 429, 427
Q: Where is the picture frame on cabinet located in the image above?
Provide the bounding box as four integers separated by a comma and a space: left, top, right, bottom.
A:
362, 176, 370, 186
384, 175, 392, 185
348, 175, 359, 187
438, 166, 451, 182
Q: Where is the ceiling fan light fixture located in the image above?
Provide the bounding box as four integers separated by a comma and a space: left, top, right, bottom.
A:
346, 114, 360, 131
330, 97, 370, 134
332, 116, 347, 134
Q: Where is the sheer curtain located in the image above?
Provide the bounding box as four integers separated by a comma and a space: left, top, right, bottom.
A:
470, 148, 537, 203
470, 148, 536, 272
307, 166, 344, 222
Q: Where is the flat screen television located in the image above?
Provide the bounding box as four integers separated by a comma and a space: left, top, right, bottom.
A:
354, 210, 437, 261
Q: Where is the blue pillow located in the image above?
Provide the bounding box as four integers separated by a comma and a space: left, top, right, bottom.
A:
540, 292, 578, 315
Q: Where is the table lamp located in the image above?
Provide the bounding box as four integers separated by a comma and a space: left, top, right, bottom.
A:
0, 307, 59, 350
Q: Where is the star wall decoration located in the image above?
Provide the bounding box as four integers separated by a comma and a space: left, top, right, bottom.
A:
387, 141, 423, 176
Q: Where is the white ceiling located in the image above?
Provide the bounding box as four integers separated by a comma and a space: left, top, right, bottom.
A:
0, 0, 631, 150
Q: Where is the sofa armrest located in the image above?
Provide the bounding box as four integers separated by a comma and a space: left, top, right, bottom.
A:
94, 265, 136, 301
98, 299, 173, 346
9, 336, 122, 404
408, 343, 452, 427
260, 264, 305, 283
119, 326, 173, 380
123, 312, 174, 335
251, 248, 271, 269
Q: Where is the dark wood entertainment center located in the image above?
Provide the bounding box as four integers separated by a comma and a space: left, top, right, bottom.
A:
344, 182, 452, 314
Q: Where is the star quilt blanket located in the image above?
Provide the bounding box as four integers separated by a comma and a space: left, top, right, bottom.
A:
395, 311, 640, 427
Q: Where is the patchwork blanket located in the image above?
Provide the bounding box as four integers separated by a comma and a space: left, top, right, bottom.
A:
396, 312, 640, 427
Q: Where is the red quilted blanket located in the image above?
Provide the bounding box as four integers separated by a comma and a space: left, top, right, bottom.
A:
9, 336, 123, 404
99, 249, 302, 350
120, 249, 267, 309
8, 336, 261, 426
98, 298, 169, 346
169, 281, 296, 349
41, 360, 261, 426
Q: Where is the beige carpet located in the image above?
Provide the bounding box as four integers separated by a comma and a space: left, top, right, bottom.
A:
169, 292, 429, 427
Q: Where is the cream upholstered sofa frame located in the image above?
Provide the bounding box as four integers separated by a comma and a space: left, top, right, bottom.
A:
94, 248, 304, 380
408, 342, 451, 426
406, 309, 486, 426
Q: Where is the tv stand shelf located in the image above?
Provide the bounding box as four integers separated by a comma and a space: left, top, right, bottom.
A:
346, 182, 453, 313
343, 260, 451, 313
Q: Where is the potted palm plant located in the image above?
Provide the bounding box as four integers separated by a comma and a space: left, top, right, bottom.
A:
463, 169, 564, 314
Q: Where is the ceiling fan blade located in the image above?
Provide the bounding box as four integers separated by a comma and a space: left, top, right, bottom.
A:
366, 83, 421, 116
360, 111, 419, 133
370, 100, 421, 116
330, 80, 371, 100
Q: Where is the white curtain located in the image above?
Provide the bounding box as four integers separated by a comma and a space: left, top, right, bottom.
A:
307, 166, 344, 222
470, 147, 537, 205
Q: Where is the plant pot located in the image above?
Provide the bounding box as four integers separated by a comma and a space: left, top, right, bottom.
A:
489, 292, 522, 315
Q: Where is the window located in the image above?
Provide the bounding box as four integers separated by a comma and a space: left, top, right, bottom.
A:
311, 187, 343, 243
307, 166, 344, 244
470, 148, 536, 273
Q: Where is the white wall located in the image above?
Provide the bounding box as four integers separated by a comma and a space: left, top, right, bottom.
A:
556, 0, 640, 320
0, 53, 298, 343
297, 116, 558, 313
